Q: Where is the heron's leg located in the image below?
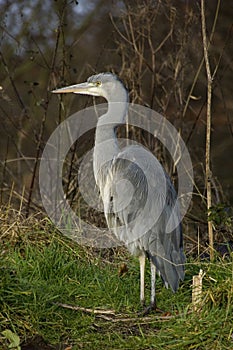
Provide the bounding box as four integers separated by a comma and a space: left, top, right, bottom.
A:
139, 254, 145, 306
139, 260, 157, 316
150, 261, 156, 309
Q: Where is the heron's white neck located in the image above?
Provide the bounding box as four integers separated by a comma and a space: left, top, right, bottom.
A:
93, 88, 128, 184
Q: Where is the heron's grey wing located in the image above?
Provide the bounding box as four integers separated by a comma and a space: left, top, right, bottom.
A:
102, 144, 167, 247
103, 156, 148, 245
140, 166, 185, 292
102, 144, 185, 292
147, 177, 185, 292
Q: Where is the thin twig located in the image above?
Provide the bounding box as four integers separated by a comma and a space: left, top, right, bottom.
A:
183, 0, 221, 118
201, 0, 217, 261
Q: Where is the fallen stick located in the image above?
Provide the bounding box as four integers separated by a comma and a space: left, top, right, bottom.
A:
55, 302, 185, 322
55, 302, 116, 315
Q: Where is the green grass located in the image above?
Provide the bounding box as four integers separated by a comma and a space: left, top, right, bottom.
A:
0, 216, 233, 349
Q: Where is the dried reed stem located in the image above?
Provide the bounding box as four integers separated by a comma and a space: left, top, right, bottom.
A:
192, 269, 204, 312
201, 0, 214, 261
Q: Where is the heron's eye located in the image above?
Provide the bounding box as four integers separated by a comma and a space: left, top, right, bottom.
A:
95, 81, 101, 87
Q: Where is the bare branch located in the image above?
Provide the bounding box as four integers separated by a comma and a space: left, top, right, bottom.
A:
201, 0, 221, 261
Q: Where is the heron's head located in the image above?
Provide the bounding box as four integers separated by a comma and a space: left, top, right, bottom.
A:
52, 72, 128, 102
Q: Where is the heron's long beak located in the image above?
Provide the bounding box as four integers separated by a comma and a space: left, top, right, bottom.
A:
52, 82, 90, 95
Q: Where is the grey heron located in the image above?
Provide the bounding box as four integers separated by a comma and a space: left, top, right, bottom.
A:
52, 72, 185, 313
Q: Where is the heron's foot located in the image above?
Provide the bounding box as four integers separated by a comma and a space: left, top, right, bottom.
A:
140, 300, 146, 308
139, 303, 164, 316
